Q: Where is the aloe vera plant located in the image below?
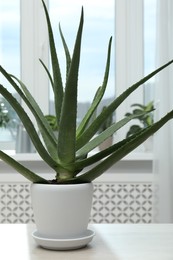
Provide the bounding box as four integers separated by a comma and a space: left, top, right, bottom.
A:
0, 0, 173, 184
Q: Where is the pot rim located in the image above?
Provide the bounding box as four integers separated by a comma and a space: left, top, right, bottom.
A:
31, 182, 93, 187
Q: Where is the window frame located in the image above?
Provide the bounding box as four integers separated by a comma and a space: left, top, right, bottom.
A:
20, 0, 49, 118
115, 0, 144, 140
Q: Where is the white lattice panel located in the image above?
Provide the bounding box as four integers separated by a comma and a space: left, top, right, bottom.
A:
0, 183, 153, 223
0, 184, 34, 223
90, 183, 152, 223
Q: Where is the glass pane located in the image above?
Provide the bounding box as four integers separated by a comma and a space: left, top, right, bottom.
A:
49, 0, 115, 124
144, 0, 156, 104
0, 0, 20, 152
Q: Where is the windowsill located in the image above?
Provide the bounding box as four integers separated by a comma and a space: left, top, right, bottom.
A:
0, 150, 153, 183
2, 150, 153, 160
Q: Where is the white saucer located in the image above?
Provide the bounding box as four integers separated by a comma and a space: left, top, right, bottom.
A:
32, 229, 95, 250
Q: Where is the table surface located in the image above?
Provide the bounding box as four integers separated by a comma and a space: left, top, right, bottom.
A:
1, 224, 173, 260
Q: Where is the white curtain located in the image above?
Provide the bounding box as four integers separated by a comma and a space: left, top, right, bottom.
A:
153, 0, 173, 222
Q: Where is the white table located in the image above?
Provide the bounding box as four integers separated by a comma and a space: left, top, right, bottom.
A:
1, 224, 173, 259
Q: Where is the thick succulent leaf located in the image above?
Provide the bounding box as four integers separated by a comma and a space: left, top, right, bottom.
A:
76, 86, 101, 137
0, 151, 49, 183
74, 110, 173, 182
0, 84, 58, 170
0, 67, 58, 160
74, 132, 142, 172
10, 75, 58, 158
57, 8, 84, 166
0, 66, 57, 146
76, 37, 112, 138
39, 59, 54, 89
41, 0, 64, 125
76, 111, 149, 158
59, 23, 71, 80
76, 60, 173, 150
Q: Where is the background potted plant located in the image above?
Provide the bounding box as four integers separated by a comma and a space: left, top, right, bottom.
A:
0, 0, 173, 250
0, 98, 19, 150
0, 100, 10, 128
125, 101, 154, 137
125, 101, 154, 151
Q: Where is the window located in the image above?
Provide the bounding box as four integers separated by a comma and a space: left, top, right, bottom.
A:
0, 0, 157, 183
115, 0, 157, 145
0, 0, 20, 151
0, 0, 157, 155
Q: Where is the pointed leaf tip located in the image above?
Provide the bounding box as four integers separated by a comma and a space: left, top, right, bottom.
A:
81, 6, 84, 19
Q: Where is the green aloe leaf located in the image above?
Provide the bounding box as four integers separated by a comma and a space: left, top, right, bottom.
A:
59, 23, 71, 80
0, 151, 49, 183
74, 133, 140, 173
10, 74, 58, 159
0, 84, 58, 170
41, 0, 64, 125
75, 110, 173, 182
39, 59, 54, 89
76, 59, 173, 150
76, 37, 112, 138
76, 111, 149, 159
0, 66, 58, 160
57, 8, 84, 169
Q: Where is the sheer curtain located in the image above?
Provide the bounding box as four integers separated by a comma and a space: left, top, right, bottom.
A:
153, 0, 173, 222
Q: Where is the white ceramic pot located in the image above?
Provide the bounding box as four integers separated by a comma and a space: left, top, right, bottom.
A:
31, 183, 93, 239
